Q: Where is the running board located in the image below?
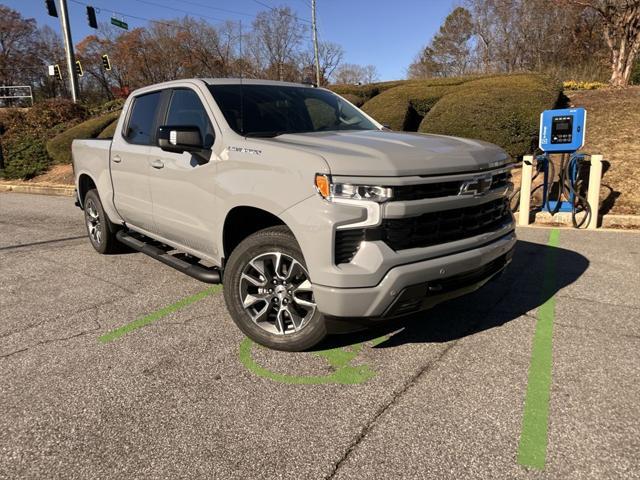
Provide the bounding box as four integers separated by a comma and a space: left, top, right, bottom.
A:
116, 230, 221, 284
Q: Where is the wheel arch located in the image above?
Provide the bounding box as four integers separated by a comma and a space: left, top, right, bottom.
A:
222, 206, 291, 260
77, 173, 97, 207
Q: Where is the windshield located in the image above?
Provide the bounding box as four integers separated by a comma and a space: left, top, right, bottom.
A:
207, 84, 379, 137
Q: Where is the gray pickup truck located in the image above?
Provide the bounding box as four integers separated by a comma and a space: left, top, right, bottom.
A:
72, 78, 516, 351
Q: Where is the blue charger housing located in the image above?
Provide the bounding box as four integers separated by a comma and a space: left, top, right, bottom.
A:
539, 107, 586, 153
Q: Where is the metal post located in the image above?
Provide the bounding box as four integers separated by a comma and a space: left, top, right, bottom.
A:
58, 0, 79, 103
586, 154, 603, 230
518, 155, 534, 226
311, 0, 321, 86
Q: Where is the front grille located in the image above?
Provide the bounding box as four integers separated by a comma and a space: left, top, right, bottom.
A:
392, 181, 462, 201
335, 229, 365, 265
490, 171, 511, 190
372, 197, 511, 251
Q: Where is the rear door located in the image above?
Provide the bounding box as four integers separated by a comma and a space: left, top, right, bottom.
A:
147, 87, 218, 258
110, 90, 163, 233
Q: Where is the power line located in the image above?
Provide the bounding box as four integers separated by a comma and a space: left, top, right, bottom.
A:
128, 0, 228, 23
154, 0, 263, 20
68, 0, 223, 30
251, 0, 312, 23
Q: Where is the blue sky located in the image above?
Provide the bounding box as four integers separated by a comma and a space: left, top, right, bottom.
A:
7, 0, 457, 80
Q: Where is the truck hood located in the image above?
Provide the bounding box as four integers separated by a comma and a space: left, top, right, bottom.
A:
271, 130, 510, 176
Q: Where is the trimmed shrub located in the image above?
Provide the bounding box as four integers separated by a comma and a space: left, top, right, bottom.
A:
362, 84, 452, 130
97, 118, 119, 139
24, 99, 88, 134
338, 93, 366, 107
0, 108, 27, 136
1, 134, 51, 179
89, 98, 126, 116
419, 74, 561, 158
46, 111, 120, 164
563, 80, 608, 90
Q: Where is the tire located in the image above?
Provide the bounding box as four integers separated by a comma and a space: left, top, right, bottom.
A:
223, 226, 327, 351
83, 189, 121, 254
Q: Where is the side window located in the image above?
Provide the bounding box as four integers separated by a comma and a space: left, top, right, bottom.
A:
166, 89, 215, 148
125, 91, 162, 145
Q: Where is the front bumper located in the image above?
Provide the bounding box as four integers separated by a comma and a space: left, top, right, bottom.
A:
313, 231, 516, 318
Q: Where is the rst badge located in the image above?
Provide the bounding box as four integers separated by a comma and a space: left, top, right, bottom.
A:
459, 174, 493, 196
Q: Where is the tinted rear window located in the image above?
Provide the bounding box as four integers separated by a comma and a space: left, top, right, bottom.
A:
125, 91, 162, 145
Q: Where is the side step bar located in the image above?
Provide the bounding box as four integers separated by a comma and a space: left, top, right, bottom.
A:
116, 230, 221, 284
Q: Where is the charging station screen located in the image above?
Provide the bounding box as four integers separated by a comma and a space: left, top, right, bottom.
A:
551, 116, 573, 144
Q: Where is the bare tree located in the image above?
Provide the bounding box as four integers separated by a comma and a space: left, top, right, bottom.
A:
0, 6, 41, 87
332, 63, 379, 84
301, 41, 344, 84
561, 0, 640, 86
252, 7, 307, 81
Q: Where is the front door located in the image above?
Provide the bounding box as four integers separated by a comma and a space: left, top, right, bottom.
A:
147, 87, 218, 258
110, 90, 163, 234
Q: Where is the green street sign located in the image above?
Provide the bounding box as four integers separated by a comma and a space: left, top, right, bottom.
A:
110, 17, 128, 30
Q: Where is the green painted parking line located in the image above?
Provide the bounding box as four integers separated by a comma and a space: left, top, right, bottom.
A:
239, 335, 389, 385
99, 285, 222, 343
518, 228, 560, 470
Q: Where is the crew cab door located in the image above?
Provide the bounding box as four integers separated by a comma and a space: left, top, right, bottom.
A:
147, 87, 218, 258
110, 90, 162, 233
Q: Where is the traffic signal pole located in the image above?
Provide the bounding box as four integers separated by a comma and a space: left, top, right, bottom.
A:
57, 0, 79, 102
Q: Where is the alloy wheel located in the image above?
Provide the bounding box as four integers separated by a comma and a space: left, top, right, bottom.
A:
238, 252, 316, 335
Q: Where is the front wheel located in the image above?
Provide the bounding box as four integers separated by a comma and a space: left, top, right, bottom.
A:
223, 226, 327, 351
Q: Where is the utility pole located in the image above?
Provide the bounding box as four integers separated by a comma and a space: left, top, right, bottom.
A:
58, 0, 79, 103
311, 0, 321, 86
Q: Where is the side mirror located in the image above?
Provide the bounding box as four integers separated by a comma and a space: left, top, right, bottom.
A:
157, 125, 204, 154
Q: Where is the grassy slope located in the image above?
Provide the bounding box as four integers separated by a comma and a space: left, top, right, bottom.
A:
568, 87, 640, 214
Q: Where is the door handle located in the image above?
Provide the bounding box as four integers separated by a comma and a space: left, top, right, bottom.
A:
151, 159, 164, 169
112, 155, 121, 163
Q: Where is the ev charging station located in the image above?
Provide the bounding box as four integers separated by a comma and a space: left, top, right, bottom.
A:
517, 107, 603, 229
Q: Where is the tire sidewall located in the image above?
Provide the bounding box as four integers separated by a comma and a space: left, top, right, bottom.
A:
84, 189, 119, 254
223, 227, 326, 351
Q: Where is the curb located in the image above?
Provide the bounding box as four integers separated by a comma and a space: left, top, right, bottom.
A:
0, 183, 74, 197
514, 211, 640, 229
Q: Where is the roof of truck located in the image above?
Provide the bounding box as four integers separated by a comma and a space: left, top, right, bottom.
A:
202, 78, 315, 88
128, 78, 317, 98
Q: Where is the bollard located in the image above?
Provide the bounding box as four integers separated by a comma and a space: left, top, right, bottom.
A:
586, 154, 603, 230
518, 155, 534, 226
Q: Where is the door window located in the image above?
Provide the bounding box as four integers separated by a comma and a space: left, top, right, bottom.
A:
125, 91, 162, 145
166, 89, 215, 148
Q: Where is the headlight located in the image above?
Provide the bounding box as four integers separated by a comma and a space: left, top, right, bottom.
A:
315, 174, 393, 203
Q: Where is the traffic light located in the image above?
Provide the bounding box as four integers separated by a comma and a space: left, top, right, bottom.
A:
101, 54, 112, 71
45, 0, 58, 17
49, 64, 62, 80
86, 6, 98, 29
75, 60, 83, 77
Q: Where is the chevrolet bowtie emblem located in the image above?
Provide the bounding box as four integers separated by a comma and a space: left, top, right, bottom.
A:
459, 174, 493, 196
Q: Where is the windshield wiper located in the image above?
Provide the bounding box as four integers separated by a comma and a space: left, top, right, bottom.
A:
244, 131, 289, 138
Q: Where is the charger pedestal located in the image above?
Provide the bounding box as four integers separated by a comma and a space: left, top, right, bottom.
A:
517, 154, 603, 229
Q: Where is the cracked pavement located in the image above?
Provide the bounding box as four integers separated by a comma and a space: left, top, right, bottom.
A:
1, 192, 639, 479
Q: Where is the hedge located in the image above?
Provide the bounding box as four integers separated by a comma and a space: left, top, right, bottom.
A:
350, 73, 560, 158
1, 134, 51, 179
361, 84, 452, 130
97, 118, 119, 139
46, 111, 120, 164
419, 74, 561, 157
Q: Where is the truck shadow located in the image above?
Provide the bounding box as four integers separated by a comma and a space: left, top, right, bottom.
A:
317, 239, 589, 350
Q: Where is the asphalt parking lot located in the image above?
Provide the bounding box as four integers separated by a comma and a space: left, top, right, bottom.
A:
1, 192, 639, 479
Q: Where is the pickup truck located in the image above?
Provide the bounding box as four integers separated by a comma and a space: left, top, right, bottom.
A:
72, 78, 516, 351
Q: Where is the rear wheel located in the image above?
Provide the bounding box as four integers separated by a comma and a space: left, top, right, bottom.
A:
84, 189, 120, 254
223, 226, 327, 351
